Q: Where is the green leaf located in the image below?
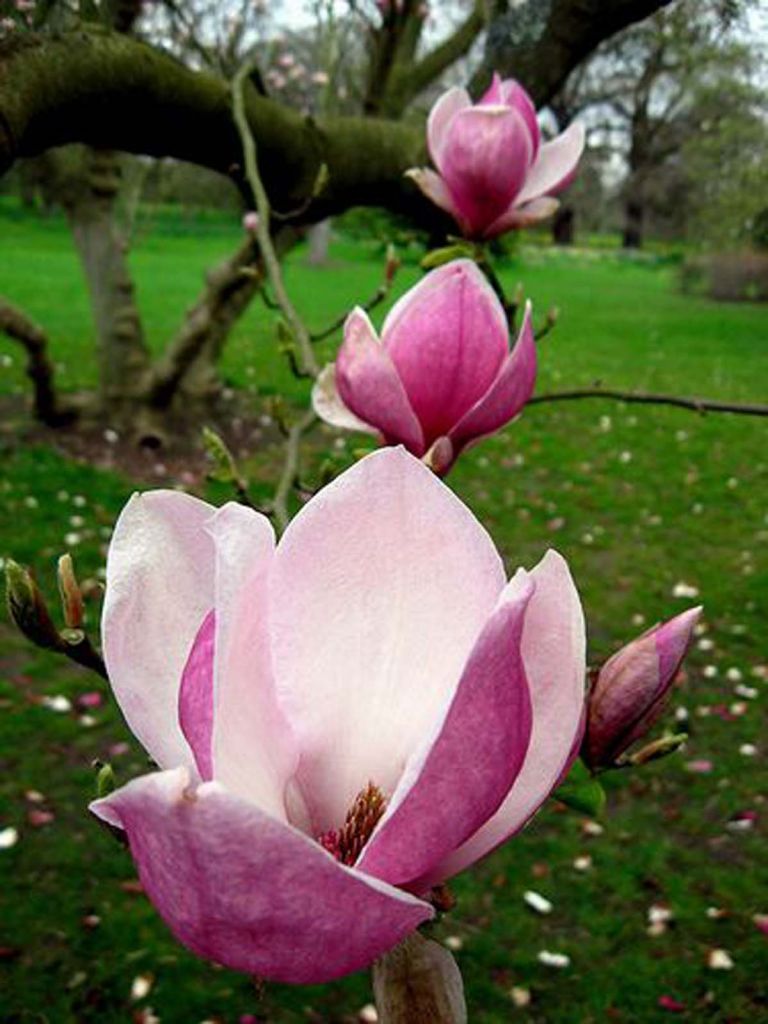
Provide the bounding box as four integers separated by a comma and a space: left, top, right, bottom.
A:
553, 759, 606, 817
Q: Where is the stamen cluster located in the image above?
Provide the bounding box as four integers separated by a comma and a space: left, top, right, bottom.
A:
318, 783, 387, 866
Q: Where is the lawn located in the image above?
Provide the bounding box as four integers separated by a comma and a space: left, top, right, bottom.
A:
1, 203, 767, 1022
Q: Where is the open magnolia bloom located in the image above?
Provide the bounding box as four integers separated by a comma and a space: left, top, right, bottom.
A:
407, 74, 585, 239
312, 259, 536, 474
91, 448, 586, 983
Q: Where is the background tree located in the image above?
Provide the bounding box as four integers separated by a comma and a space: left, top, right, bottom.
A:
0, 0, 680, 438
551, 0, 762, 247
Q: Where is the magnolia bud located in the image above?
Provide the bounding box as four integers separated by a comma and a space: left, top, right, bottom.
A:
95, 761, 116, 798
623, 732, 688, 767
242, 211, 259, 233
57, 553, 84, 629
584, 607, 701, 770
385, 243, 400, 285
423, 436, 454, 477
5, 560, 63, 651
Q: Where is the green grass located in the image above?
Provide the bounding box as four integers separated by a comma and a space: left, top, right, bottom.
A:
1, 203, 767, 1022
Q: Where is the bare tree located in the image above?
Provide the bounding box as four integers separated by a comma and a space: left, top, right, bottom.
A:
0, 0, 675, 438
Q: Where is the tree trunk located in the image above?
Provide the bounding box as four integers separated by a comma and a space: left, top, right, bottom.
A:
149, 237, 261, 411
622, 197, 645, 248
552, 205, 575, 245
63, 148, 152, 416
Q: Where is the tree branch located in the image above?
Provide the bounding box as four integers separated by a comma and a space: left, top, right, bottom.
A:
383, 2, 487, 116
0, 28, 430, 226
231, 61, 319, 379
528, 388, 768, 417
473, 0, 676, 105
0, 297, 76, 426
272, 409, 317, 533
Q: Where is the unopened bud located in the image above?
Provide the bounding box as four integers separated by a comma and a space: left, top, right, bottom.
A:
423, 436, 454, 477
546, 306, 559, 328
584, 607, 701, 770
242, 210, 259, 233
202, 426, 239, 486
384, 243, 400, 285
5, 560, 63, 651
57, 553, 84, 629
622, 732, 688, 766
95, 761, 116, 798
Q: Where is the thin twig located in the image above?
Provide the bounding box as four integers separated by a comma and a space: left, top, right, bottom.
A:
310, 283, 389, 343
528, 389, 768, 417
272, 409, 318, 532
231, 61, 319, 379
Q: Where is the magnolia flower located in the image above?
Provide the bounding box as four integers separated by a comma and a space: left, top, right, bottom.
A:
312, 260, 536, 474
91, 448, 585, 983
408, 74, 584, 239
584, 607, 701, 769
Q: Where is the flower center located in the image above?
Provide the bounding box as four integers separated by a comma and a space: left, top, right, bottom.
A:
317, 782, 387, 866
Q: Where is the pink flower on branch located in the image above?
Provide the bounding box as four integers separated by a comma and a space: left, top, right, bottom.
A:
91, 449, 586, 983
584, 607, 701, 770
408, 74, 585, 240
312, 259, 536, 474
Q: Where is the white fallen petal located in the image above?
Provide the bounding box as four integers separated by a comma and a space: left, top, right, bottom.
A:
131, 974, 153, 1001
648, 904, 674, 925
707, 948, 734, 970
0, 826, 19, 849
524, 890, 553, 914
42, 695, 72, 713
537, 950, 570, 968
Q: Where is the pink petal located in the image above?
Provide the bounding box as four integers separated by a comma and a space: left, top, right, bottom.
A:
103, 491, 216, 770
358, 570, 534, 888
499, 78, 541, 157
516, 122, 585, 205
205, 504, 299, 823
382, 260, 509, 444
484, 196, 560, 238
657, 606, 702, 682
449, 302, 536, 451
427, 86, 471, 171
336, 309, 425, 454
425, 549, 586, 883
405, 168, 463, 223
91, 769, 432, 983
178, 610, 216, 781
479, 72, 504, 105
441, 106, 533, 236
312, 364, 378, 435
268, 447, 506, 834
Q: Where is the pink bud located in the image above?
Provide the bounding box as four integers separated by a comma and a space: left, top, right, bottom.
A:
584, 607, 701, 769
313, 260, 537, 473
242, 211, 259, 233
407, 74, 584, 240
